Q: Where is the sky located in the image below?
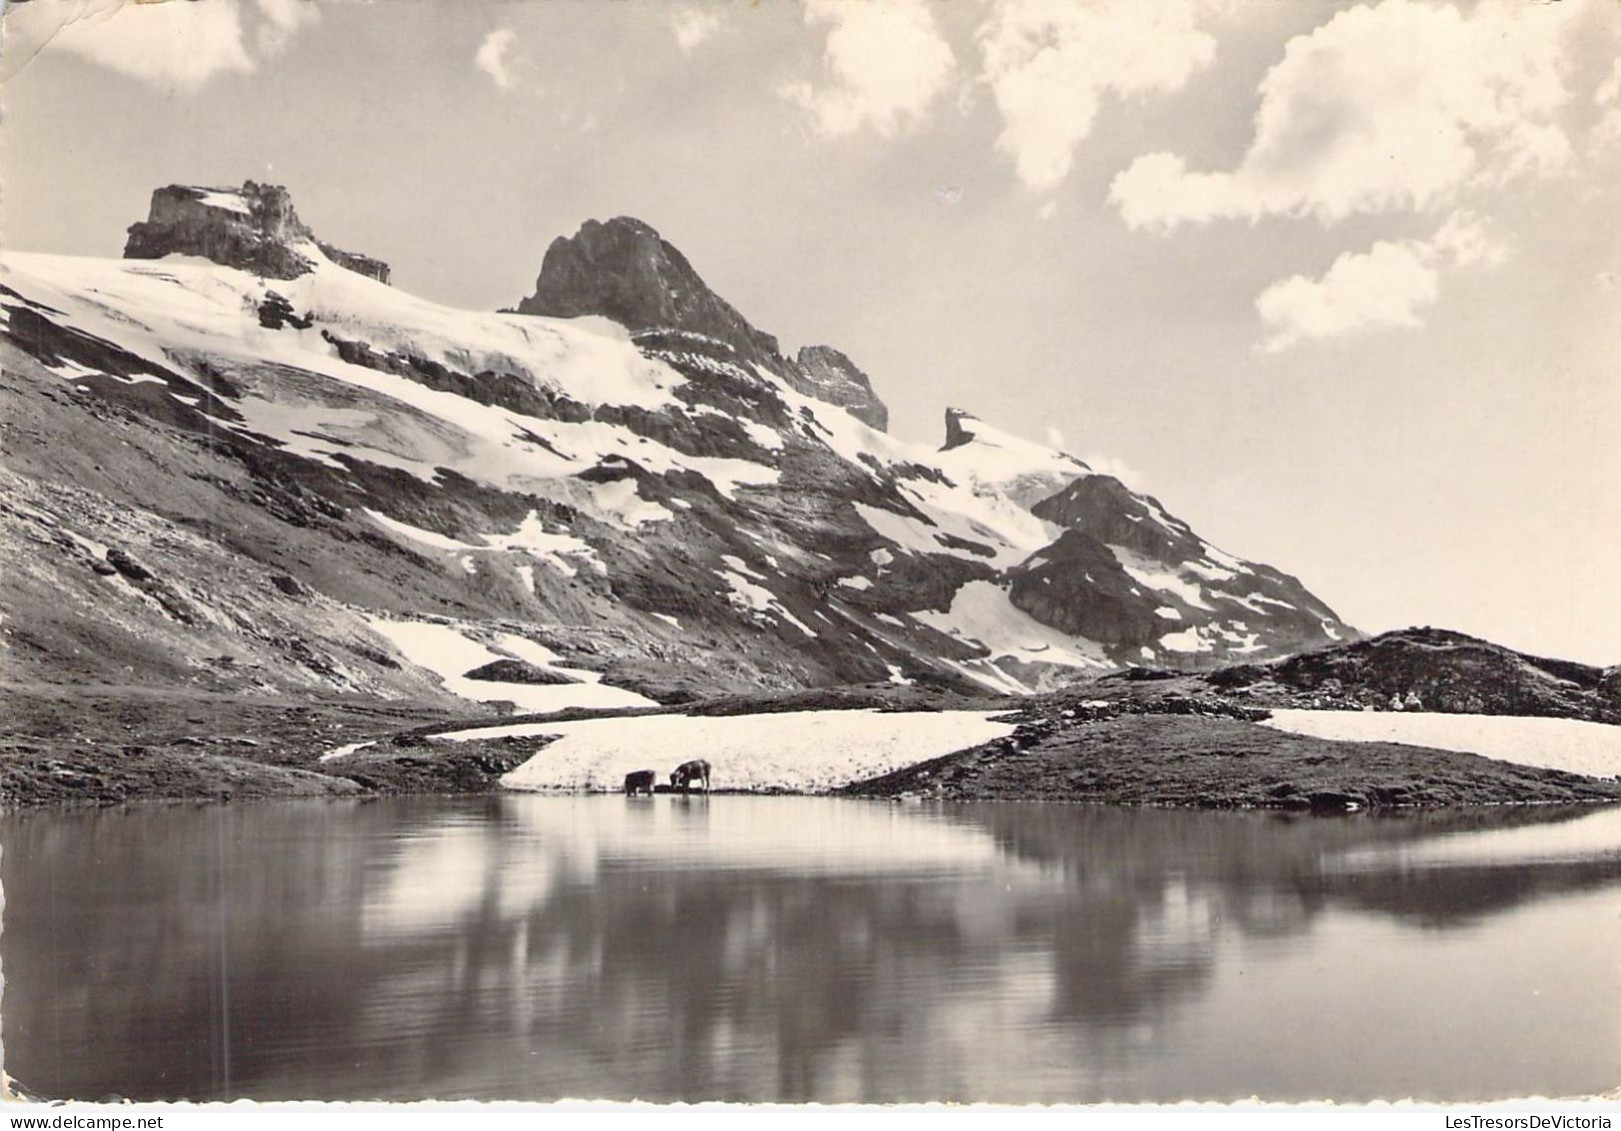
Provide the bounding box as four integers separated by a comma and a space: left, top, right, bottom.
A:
2, 0, 1619, 664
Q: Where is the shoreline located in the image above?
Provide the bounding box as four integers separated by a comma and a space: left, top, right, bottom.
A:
6, 681, 1621, 813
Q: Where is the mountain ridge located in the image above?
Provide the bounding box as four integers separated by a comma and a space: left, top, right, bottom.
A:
0, 181, 1359, 722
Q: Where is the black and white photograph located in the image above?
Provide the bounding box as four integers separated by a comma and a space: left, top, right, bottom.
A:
1, 0, 1619, 1110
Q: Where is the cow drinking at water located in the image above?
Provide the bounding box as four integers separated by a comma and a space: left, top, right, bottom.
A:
623, 769, 656, 796
670, 759, 711, 794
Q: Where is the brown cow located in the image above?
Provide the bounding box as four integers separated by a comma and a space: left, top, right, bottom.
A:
623, 769, 656, 796
670, 759, 711, 794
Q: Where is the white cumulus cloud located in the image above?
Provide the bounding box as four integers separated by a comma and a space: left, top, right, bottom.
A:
1255, 212, 1508, 352
1082, 451, 1148, 491
780, 0, 956, 138
17, 0, 256, 91
6, 0, 323, 91
254, 0, 320, 58
475, 27, 520, 91
670, 5, 726, 54
1112, 0, 1586, 232
977, 0, 1220, 193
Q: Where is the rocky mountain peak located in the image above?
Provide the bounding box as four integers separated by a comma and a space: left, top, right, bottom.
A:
516, 216, 781, 364
123, 181, 391, 284
516, 216, 889, 431
792, 345, 887, 431
942, 407, 979, 451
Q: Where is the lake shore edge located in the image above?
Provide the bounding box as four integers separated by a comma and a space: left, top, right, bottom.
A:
6, 681, 1621, 812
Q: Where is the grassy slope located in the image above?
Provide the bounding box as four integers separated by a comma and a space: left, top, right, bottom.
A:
7, 673, 1621, 808
0, 686, 463, 805
842, 714, 1621, 809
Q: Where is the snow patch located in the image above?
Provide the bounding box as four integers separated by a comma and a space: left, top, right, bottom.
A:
195, 189, 252, 215
1218, 591, 1297, 615
719, 570, 816, 637
720, 554, 765, 579
1183, 559, 1239, 583
931, 413, 1091, 507
318, 740, 375, 764
366, 508, 598, 579
1159, 627, 1214, 654
366, 618, 656, 711
484, 708, 1021, 793
1260, 711, 1621, 780
589, 478, 672, 528
911, 581, 1107, 672
1109, 545, 1213, 610
365, 509, 471, 551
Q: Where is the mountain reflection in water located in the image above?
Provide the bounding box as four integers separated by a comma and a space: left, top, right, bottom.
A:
4, 797, 1619, 1103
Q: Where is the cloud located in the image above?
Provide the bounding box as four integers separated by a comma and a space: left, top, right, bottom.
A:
1600, 59, 1621, 108
22, 0, 255, 91
1596, 57, 1621, 146
1083, 451, 1148, 491
8, 0, 321, 91
977, 0, 1220, 193
670, 5, 726, 54
780, 0, 955, 138
1255, 212, 1507, 352
254, 0, 320, 58
1111, 0, 1586, 232
475, 28, 520, 91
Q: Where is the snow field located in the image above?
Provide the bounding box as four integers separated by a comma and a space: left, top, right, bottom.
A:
364, 617, 657, 714
1261, 709, 1621, 780
911, 580, 1108, 672
365, 509, 600, 578
427, 708, 1021, 793
0, 251, 778, 503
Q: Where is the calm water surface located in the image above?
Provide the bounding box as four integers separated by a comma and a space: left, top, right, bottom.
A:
4, 796, 1620, 1103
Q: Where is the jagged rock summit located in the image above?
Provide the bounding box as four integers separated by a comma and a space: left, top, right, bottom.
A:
124, 181, 391, 284
518, 216, 888, 430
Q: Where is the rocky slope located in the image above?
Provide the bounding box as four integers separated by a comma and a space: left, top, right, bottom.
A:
1, 182, 1358, 729
1207, 627, 1621, 723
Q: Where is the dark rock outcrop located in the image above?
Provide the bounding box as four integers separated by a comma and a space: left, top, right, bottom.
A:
1005, 470, 1355, 666
1007, 527, 1165, 646
790, 346, 887, 431
124, 182, 390, 284
463, 659, 579, 686
516, 216, 890, 430
517, 217, 781, 367
314, 241, 391, 284
1209, 627, 1621, 722
942, 407, 976, 451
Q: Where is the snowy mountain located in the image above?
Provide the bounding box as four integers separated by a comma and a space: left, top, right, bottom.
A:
0, 182, 1356, 711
